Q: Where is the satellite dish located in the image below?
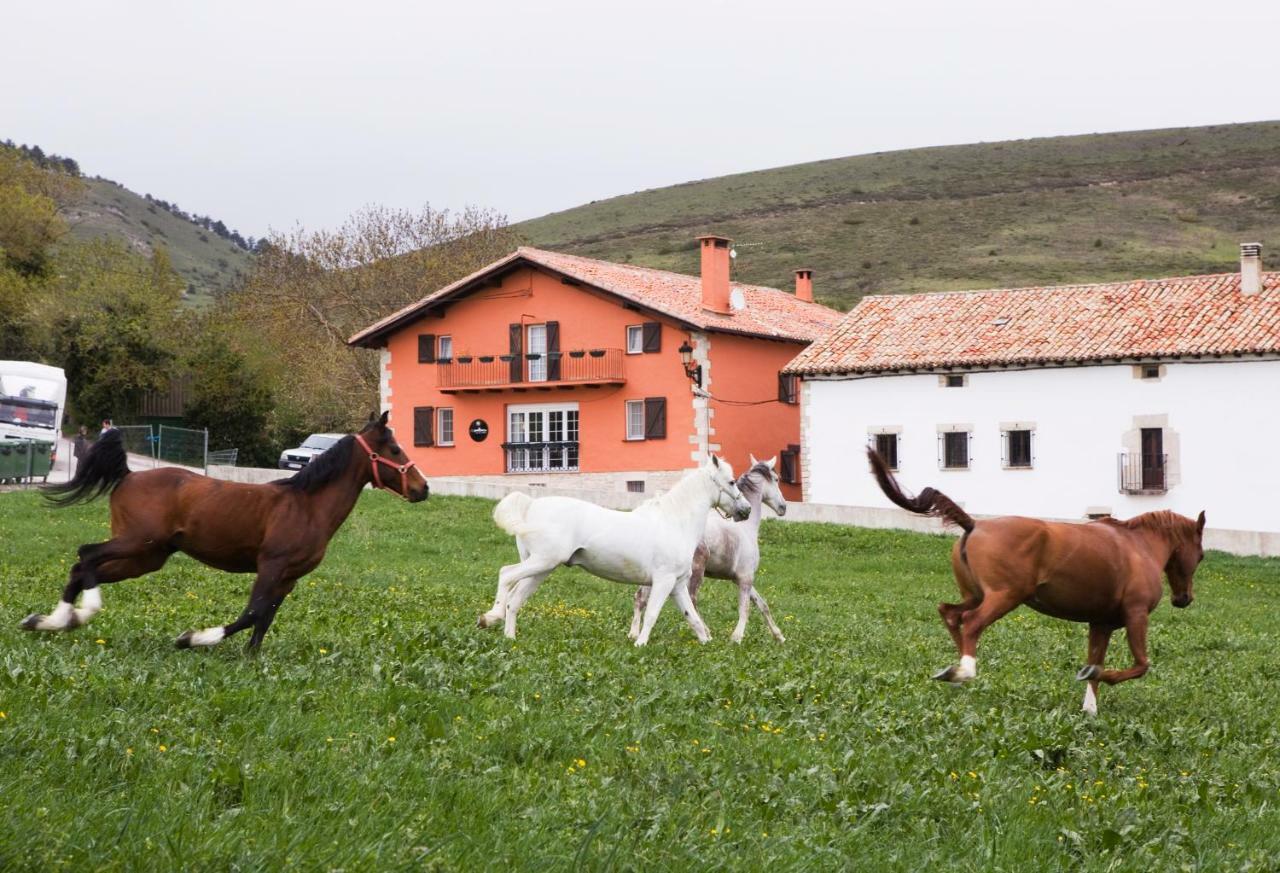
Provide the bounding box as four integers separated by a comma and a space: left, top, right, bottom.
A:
729, 247, 737, 259
729, 288, 747, 311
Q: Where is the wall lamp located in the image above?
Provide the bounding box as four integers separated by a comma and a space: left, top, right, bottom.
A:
678, 340, 702, 387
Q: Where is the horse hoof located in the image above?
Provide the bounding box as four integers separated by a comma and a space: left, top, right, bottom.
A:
175, 630, 195, 649
1076, 665, 1101, 682
19, 613, 42, 631
932, 665, 958, 682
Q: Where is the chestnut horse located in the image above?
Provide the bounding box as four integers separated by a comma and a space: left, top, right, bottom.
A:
21, 412, 427, 651
868, 448, 1204, 713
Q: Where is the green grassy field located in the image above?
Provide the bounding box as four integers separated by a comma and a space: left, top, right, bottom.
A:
517, 121, 1280, 310
1, 489, 1278, 871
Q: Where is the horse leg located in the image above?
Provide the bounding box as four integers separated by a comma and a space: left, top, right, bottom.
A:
730, 577, 752, 644
629, 587, 650, 640
635, 574, 677, 647
479, 541, 530, 629
503, 569, 553, 640
749, 587, 786, 643
937, 597, 980, 653
687, 545, 708, 611
1076, 624, 1114, 715
934, 590, 1021, 683
671, 575, 711, 644
175, 564, 288, 651
1094, 610, 1150, 686
21, 540, 168, 632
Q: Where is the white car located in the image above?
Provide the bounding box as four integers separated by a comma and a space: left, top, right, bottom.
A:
278, 433, 344, 470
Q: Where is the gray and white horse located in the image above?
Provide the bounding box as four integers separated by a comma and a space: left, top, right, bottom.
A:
629, 456, 787, 644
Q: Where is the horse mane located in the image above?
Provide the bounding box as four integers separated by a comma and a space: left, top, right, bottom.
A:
1099, 510, 1198, 545
636, 466, 712, 514
273, 435, 356, 493
737, 462, 774, 495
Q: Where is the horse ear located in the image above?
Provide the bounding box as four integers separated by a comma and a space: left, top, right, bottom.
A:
378, 410, 390, 428
711, 454, 720, 469
368, 411, 377, 423
766, 455, 777, 470
1196, 510, 1206, 533
748, 453, 759, 467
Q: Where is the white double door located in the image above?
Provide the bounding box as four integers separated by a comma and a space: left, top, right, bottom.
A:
507, 402, 579, 472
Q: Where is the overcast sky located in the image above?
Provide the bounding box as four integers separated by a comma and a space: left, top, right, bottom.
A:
5, 0, 1278, 239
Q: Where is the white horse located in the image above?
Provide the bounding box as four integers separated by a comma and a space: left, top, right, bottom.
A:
630, 455, 788, 644
479, 456, 752, 645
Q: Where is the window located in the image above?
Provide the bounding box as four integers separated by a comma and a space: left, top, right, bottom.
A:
945, 374, 965, 388
437, 408, 454, 446
526, 324, 547, 382
874, 433, 899, 470
1141, 364, 1160, 379
626, 400, 645, 440
438, 336, 453, 363
778, 373, 799, 405
505, 403, 579, 473
779, 444, 800, 485
1005, 429, 1032, 468
627, 322, 662, 354
625, 398, 667, 440
413, 406, 434, 447
941, 431, 969, 469
626, 480, 645, 493
417, 334, 436, 363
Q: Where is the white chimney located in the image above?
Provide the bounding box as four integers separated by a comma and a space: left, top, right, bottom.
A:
1240, 242, 1262, 295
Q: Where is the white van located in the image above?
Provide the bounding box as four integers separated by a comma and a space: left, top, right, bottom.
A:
0, 360, 67, 445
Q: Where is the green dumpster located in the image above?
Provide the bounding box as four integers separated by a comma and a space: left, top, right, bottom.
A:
0, 441, 19, 483
28, 440, 53, 481
0, 439, 53, 483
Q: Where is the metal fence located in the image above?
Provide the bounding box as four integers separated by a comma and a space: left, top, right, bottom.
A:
116, 425, 157, 461
158, 424, 208, 470
206, 448, 238, 468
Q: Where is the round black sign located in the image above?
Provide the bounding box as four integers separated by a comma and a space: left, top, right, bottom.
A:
468, 419, 490, 442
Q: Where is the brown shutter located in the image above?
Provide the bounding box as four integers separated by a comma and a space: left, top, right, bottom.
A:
546, 320, 561, 381
418, 334, 436, 363
641, 322, 661, 353
780, 444, 800, 485
644, 397, 666, 440
778, 373, 797, 404
508, 324, 522, 382
413, 406, 434, 446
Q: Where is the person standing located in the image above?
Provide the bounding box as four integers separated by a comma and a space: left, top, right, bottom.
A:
71, 426, 89, 476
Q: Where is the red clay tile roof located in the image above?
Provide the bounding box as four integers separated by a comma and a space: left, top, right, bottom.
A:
785, 272, 1280, 376
348, 246, 842, 347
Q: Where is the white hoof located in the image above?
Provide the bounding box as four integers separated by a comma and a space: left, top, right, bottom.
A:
730, 633, 744, 644
1082, 683, 1098, 716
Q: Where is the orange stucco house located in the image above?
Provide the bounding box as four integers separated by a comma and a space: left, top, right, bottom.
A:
347, 237, 840, 500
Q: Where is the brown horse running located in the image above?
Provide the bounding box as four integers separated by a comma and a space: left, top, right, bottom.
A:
21, 411, 428, 651
868, 448, 1204, 713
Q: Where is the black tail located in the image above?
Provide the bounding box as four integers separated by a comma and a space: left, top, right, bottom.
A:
43, 430, 131, 506
867, 447, 974, 533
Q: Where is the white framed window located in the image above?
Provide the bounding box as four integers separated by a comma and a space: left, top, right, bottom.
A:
437, 407, 455, 446
626, 325, 644, 354
527, 324, 547, 382
871, 432, 899, 470
625, 400, 645, 440
506, 402, 579, 473
438, 335, 453, 362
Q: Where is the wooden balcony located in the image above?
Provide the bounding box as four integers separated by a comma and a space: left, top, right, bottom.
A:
437, 349, 626, 394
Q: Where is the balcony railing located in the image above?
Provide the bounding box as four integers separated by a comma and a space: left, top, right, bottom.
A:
503, 441, 580, 473
1118, 452, 1167, 494
437, 349, 625, 392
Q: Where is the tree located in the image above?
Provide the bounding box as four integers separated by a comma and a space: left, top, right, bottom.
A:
228, 204, 519, 432
181, 323, 277, 467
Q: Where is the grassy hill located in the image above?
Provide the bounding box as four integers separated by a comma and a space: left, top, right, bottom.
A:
517, 121, 1280, 310
61, 177, 252, 303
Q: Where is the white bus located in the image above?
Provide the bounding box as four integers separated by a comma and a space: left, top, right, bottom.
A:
0, 360, 67, 447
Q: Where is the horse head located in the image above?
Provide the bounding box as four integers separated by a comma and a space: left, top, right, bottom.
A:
708, 454, 751, 521
747, 453, 787, 517
359, 411, 430, 503
1166, 510, 1206, 608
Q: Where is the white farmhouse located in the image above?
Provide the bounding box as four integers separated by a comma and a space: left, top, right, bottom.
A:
786, 244, 1280, 556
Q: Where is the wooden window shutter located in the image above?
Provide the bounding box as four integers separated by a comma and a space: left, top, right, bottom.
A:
508, 323, 522, 383
418, 334, 436, 363
413, 406, 434, 447
780, 443, 800, 485
778, 373, 798, 404
546, 320, 561, 381
641, 322, 661, 353
643, 397, 667, 440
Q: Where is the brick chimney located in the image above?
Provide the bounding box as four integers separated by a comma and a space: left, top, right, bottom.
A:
1240, 242, 1263, 295
794, 269, 814, 302
698, 235, 732, 314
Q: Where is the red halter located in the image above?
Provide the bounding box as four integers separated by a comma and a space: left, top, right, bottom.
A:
354, 433, 418, 499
